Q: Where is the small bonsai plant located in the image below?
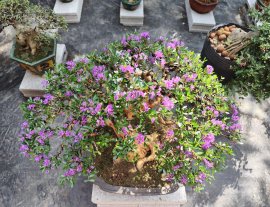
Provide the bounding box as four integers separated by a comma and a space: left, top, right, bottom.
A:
122, 0, 142, 11
228, 7, 270, 100
19, 32, 241, 191
189, 0, 219, 14
0, 0, 67, 65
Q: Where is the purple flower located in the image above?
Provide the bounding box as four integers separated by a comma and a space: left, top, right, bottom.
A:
105, 104, 114, 116
140, 32, 150, 39
229, 123, 241, 131
164, 79, 174, 90
65, 91, 73, 97
76, 164, 83, 172
172, 76, 181, 84
166, 173, 174, 182
173, 164, 181, 171
196, 172, 206, 183
21, 121, 29, 129
126, 90, 145, 101
206, 65, 214, 74
80, 57, 89, 64
154, 51, 163, 59
94, 103, 102, 114
34, 155, 42, 162
66, 60, 76, 71
19, 144, 29, 152
211, 119, 226, 130
64, 169, 76, 177
96, 117, 105, 127
203, 158, 214, 168
43, 159, 51, 167
180, 175, 188, 185
120, 65, 134, 74
58, 130, 65, 137
202, 133, 215, 150
41, 80, 49, 88
184, 150, 193, 158
160, 59, 166, 68
121, 36, 128, 46
166, 129, 174, 138
92, 65, 106, 82
27, 104, 35, 110
122, 127, 128, 136
135, 133, 145, 144
143, 102, 150, 112
43, 94, 54, 104
151, 118, 156, 123
214, 110, 219, 117
162, 96, 174, 110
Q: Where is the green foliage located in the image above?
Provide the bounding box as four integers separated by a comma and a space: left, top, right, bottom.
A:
229, 6, 270, 101
19, 33, 241, 190
0, 0, 67, 45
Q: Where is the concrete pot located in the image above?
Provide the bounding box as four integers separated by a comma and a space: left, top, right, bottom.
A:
94, 177, 180, 196
189, 0, 218, 14
10, 39, 56, 76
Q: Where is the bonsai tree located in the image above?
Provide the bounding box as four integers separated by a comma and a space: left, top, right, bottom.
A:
0, 0, 67, 56
228, 6, 270, 100
19, 33, 241, 191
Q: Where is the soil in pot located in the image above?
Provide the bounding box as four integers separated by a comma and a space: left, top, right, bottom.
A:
122, 0, 142, 11
189, 0, 218, 14
95, 145, 168, 188
14, 39, 54, 63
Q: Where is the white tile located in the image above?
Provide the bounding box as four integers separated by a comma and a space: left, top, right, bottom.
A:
54, 0, 84, 23
19, 44, 67, 97
185, 0, 216, 33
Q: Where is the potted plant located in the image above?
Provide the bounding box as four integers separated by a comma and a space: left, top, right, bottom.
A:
19, 32, 241, 192
60, 0, 74, 3
122, 0, 142, 11
228, 7, 270, 101
0, 0, 67, 76
255, 0, 270, 11
189, 0, 219, 14
200, 23, 252, 83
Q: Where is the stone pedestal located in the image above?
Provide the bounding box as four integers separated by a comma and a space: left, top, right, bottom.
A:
54, 0, 84, 23
185, 0, 216, 33
19, 44, 68, 97
120, 0, 144, 26
91, 184, 187, 207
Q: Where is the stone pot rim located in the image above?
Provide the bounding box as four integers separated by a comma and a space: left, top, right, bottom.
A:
94, 176, 180, 196
193, 0, 219, 6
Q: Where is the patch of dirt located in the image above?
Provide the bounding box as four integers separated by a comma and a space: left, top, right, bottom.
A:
95, 145, 168, 188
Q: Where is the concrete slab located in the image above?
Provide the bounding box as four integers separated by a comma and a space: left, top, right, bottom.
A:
54, 0, 84, 23
185, 0, 216, 33
120, 0, 144, 26
19, 44, 67, 97
92, 184, 187, 207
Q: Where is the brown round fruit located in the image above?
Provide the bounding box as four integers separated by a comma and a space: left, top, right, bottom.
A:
218, 34, 227, 41
217, 44, 225, 53
210, 32, 216, 38
221, 50, 229, 57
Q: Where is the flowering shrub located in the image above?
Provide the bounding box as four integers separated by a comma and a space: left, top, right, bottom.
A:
20, 32, 241, 190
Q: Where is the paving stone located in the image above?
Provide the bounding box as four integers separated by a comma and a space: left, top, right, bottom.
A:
19, 44, 67, 97
120, 0, 144, 26
92, 184, 187, 207
185, 0, 216, 33
54, 0, 84, 23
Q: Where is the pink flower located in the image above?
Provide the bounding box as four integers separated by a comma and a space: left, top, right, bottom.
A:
122, 127, 128, 136
143, 102, 150, 112
162, 96, 174, 110
206, 65, 214, 74
120, 65, 134, 74
105, 104, 114, 116
96, 117, 105, 127
151, 118, 156, 123
164, 79, 174, 90
160, 59, 166, 68
135, 133, 145, 144
155, 51, 164, 59
166, 129, 174, 138
203, 158, 214, 168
